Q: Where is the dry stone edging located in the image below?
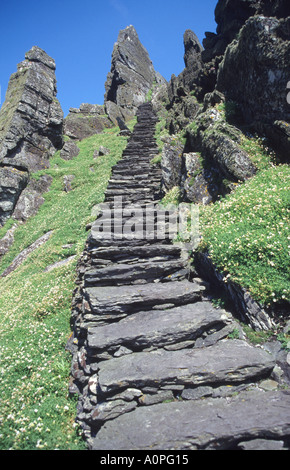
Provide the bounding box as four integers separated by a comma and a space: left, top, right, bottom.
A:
68, 103, 290, 451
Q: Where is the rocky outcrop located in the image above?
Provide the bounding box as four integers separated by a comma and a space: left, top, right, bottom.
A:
162, 31, 204, 133
104, 25, 165, 123
217, 15, 290, 161
60, 141, 80, 160
180, 30, 204, 93
164, 99, 256, 204
63, 103, 112, 141
186, 104, 257, 183
0, 168, 29, 225
159, 2, 290, 162
202, 0, 290, 63
0, 46, 63, 225
12, 174, 53, 222
161, 136, 184, 191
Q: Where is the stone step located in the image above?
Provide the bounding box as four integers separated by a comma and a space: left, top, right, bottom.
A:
104, 197, 159, 205
89, 254, 186, 270
87, 301, 233, 359
112, 163, 151, 172
93, 210, 179, 223
88, 234, 172, 249
88, 244, 183, 261
110, 177, 161, 187
83, 280, 205, 322
112, 168, 161, 176
96, 339, 275, 397
106, 183, 160, 192
84, 259, 188, 286
89, 389, 290, 450
107, 177, 160, 186
105, 188, 153, 196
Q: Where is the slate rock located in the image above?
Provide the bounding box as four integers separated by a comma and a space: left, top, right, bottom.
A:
161, 139, 184, 191
87, 301, 232, 357
12, 175, 52, 222
237, 438, 285, 451
64, 110, 112, 140
0, 167, 29, 225
202, 0, 290, 63
84, 259, 187, 286
217, 16, 290, 160
195, 251, 275, 331
0, 46, 63, 169
84, 280, 204, 318
182, 152, 212, 204
63, 175, 75, 192
88, 399, 137, 425
98, 146, 110, 156
97, 340, 275, 395
60, 141, 80, 160
0, 46, 63, 222
91, 390, 290, 450
104, 25, 165, 122
1, 230, 53, 278
0, 224, 18, 257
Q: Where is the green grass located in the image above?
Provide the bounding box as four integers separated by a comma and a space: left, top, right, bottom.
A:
239, 133, 277, 171
160, 186, 181, 206
199, 164, 290, 307
154, 116, 169, 153
0, 121, 134, 449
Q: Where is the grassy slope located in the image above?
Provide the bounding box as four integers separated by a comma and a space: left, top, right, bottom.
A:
155, 103, 290, 310
199, 164, 290, 307
0, 120, 136, 450
197, 105, 290, 308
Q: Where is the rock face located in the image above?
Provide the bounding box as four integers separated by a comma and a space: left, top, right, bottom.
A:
63, 103, 112, 140
217, 15, 290, 161
202, 0, 290, 63
104, 25, 165, 123
0, 46, 63, 225
12, 174, 53, 222
163, 30, 204, 133
186, 104, 257, 184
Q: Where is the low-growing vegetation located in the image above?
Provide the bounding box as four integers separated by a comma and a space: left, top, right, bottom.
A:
199, 164, 290, 307
0, 122, 134, 450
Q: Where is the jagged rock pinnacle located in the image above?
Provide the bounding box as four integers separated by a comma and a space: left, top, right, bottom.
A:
104, 25, 165, 123
0, 46, 63, 225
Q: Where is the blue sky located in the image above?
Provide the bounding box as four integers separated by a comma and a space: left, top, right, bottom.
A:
0, 0, 218, 117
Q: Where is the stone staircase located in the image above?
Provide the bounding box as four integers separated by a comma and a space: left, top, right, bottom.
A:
68, 103, 290, 451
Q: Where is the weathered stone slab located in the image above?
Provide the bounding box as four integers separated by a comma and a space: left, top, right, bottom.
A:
87, 301, 232, 356
90, 390, 290, 450
12, 174, 53, 222
84, 259, 187, 286
84, 280, 204, 317
97, 340, 275, 395
0, 167, 29, 225
60, 141, 80, 160
237, 438, 285, 451
89, 244, 183, 262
